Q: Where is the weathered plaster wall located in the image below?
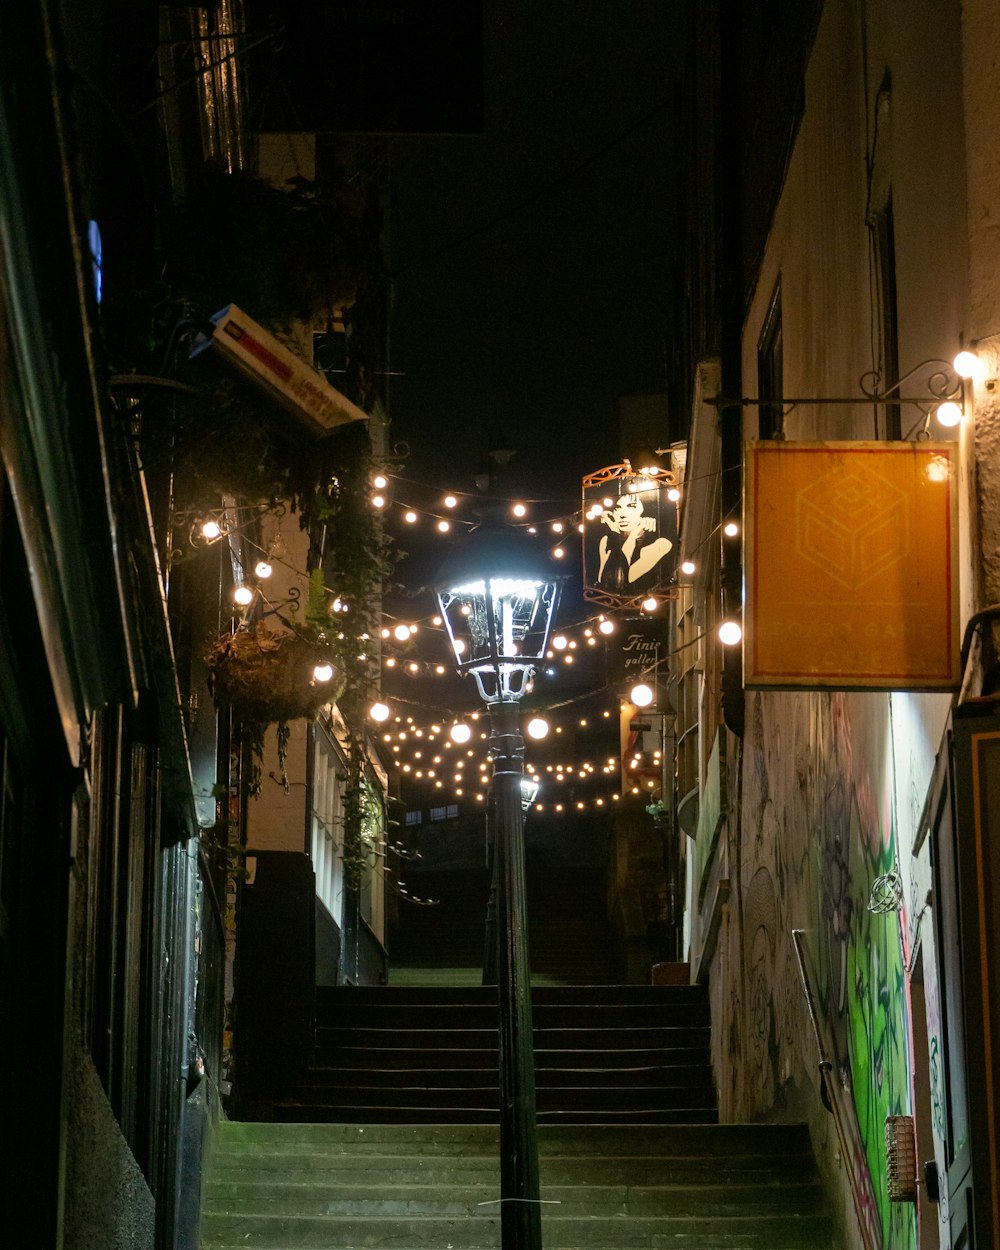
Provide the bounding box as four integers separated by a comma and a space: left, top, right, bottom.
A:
63, 1043, 155, 1250
961, 0, 1000, 607
712, 689, 948, 1249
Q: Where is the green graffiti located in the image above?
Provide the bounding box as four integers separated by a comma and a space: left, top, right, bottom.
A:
844, 795, 914, 1250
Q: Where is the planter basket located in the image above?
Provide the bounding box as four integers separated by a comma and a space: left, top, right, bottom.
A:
206, 623, 343, 724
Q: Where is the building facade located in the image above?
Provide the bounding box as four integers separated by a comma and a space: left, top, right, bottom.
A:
674, 2, 1000, 1247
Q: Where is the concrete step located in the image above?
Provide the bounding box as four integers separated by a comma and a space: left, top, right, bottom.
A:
209, 1152, 819, 1187
300, 1062, 713, 1088
202, 1123, 833, 1250
202, 1179, 826, 1218
312, 1000, 711, 1030
277, 1082, 717, 1111
214, 1121, 810, 1156
199, 1210, 832, 1248
314, 1024, 712, 1050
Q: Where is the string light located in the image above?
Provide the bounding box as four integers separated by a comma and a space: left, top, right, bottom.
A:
254, 560, 273, 579
233, 585, 254, 607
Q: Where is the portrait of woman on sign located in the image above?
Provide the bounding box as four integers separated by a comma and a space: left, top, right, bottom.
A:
584, 485, 677, 601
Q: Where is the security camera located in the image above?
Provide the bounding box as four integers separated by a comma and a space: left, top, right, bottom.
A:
189, 304, 367, 441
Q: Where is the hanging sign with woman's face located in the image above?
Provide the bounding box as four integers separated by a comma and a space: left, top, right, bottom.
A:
581, 466, 679, 608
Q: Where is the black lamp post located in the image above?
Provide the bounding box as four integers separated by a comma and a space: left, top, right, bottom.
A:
435, 528, 562, 1250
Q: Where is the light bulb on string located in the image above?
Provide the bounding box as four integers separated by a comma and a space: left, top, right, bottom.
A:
254, 560, 273, 579
681, 559, 696, 576
369, 701, 391, 722
233, 585, 254, 607
313, 662, 335, 683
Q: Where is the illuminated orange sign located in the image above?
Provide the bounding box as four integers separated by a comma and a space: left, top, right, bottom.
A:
745, 441, 959, 689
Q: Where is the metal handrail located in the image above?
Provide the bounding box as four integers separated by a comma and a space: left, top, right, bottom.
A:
791, 929, 878, 1250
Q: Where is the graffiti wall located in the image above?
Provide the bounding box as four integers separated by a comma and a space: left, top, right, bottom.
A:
708, 688, 944, 1249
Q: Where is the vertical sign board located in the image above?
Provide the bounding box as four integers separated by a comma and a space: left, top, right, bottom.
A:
745, 442, 960, 690
610, 618, 664, 692
582, 464, 679, 611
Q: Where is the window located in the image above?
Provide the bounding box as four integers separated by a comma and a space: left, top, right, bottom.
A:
757, 282, 783, 440
429, 804, 458, 822
404, 810, 422, 827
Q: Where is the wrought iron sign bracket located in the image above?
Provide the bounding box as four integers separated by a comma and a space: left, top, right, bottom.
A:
705, 358, 966, 435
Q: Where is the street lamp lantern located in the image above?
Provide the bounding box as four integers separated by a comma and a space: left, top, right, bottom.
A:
436, 528, 562, 704
433, 526, 564, 1250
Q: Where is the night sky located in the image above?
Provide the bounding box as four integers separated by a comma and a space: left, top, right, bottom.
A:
385, 1, 681, 503
376, 3, 683, 773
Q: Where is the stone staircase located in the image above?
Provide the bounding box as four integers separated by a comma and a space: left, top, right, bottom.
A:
200, 1120, 835, 1248
270, 983, 717, 1125
388, 865, 619, 986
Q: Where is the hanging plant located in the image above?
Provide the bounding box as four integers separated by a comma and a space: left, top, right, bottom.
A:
205, 622, 344, 725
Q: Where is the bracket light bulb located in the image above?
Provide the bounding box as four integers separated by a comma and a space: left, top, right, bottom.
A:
201, 519, 223, 541
630, 682, 655, 707
718, 620, 743, 646
526, 717, 550, 740
953, 350, 982, 381
936, 401, 963, 428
